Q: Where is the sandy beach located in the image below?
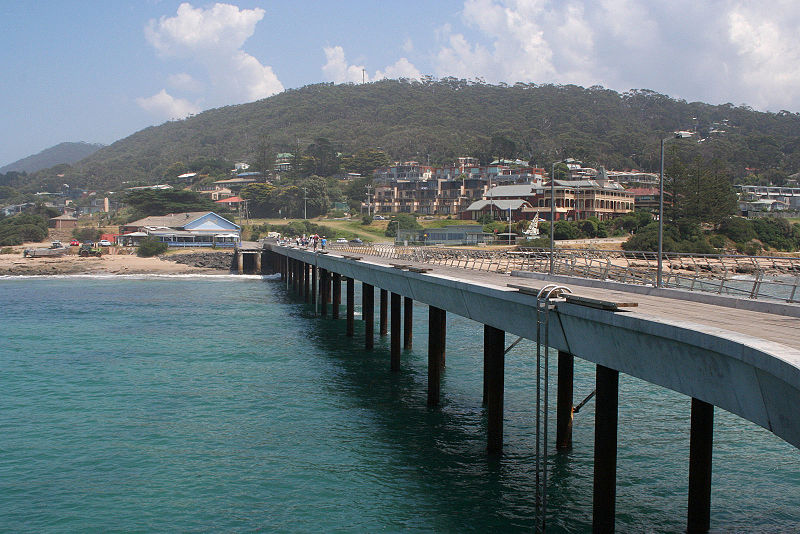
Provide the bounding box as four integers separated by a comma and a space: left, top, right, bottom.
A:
0, 244, 233, 276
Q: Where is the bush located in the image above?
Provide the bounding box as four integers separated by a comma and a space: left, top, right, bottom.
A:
708, 234, 726, 249
73, 227, 102, 242
361, 215, 373, 225
137, 238, 168, 257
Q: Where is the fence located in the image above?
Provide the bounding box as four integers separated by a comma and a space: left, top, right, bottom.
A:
327, 243, 800, 303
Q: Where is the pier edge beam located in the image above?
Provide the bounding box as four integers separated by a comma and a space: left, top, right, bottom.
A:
390, 293, 401, 371
427, 306, 446, 407
687, 398, 714, 534
403, 297, 413, 350
346, 277, 354, 337
332, 273, 341, 319
363, 283, 374, 350
592, 364, 619, 533
485, 324, 505, 454
556, 351, 575, 450
380, 289, 388, 337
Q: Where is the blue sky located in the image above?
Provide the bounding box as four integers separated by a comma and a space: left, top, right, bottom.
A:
2, 0, 799, 167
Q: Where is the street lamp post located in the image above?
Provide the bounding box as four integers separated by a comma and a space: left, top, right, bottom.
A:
550, 162, 556, 274
658, 131, 693, 287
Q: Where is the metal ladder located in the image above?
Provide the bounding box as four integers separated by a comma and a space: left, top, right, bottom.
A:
534, 284, 572, 533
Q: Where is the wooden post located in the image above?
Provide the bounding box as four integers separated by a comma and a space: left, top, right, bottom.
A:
593, 364, 619, 533
403, 297, 413, 350
485, 324, 505, 454
332, 273, 341, 319
237, 250, 244, 274
427, 306, 446, 407
346, 277, 354, 337
380, 289, 388, 336
363, 283, 374, 350
556, 351, 574, 450
255, 252, 262, 274
687, 398, 714, 534
390, 293, 401, 371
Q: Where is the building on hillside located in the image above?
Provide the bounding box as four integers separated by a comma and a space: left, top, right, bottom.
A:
274, 153, 293, 173
49, 213, 78, 229
214, 196, 243, 210
213, 173, 265, 192
118, 211, 240, 247
373, 162, 433, 183
397, 224, 489, 246
461, 199, 536, 221
625, 187, 663, 212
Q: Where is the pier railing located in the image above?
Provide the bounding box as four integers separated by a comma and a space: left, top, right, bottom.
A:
326, 243, 800, 303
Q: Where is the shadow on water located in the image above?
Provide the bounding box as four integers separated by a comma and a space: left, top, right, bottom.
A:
264, 277, 592, 532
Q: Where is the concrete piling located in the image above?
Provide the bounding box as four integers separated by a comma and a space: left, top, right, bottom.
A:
485, 325, 505, 454
380, 289, 388, 337
687, 398, 714, 534
332, 273, 341, 319
556, 351, 574, 450
593, 364, 619, 533
346, 277, 354, 337
427, 306, 446, 407
363, 283, 374, 350
391, 293, 401, 371
403, 297, 413, 350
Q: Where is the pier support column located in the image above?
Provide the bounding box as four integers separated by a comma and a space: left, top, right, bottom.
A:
403, 297, 413, 350
427, 306, 446, 407
687, 398, 714, 534
304, 263, 310, 302
485, 325, 505, 454
237, 251, 244, 274
255, 252, 262, 274
332, 273, 341, 319
292, 259, 298, 292
311, 264, 317, 306
320, 269, 329, 316
556, 351, 574, 450
592, 365, 619, 534
390, 293, 401, 371
363, 283, 374, 350
346, 277, 354, 337
379, 289, 388, 337
298, 261, 305, 297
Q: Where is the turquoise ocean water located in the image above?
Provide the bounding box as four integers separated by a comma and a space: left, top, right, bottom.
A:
0, 275, 798, 532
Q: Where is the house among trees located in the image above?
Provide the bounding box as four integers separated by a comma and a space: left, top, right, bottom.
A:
118, 211, 240, 247
49, 213, 78, 229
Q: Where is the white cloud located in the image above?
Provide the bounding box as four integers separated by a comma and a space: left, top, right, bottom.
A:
429, 0, 800, 112
168, 72, 202, 93
136, 89, 200, 119
139, 2, 283, 119
322, 46, 367, 84
322, 45, 421, 83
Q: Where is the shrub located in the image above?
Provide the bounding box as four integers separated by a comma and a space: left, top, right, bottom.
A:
361, 215, 373, 225
137, 238, 168, 257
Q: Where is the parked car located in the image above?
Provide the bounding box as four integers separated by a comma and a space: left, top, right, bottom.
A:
335, 238, 348, 244
69, 239, 80, 246
349, 238, 364, 245
373, 215, 385, 220
98, 239, 114, 247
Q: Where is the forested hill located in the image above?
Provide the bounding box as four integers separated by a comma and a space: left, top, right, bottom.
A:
25, 79, 800, 191
1, 141, 104, 174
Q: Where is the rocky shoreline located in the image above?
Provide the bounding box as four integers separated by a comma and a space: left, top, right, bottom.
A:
160, 251, 235, 271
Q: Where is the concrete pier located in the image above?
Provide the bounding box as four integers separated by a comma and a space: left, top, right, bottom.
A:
485, 325, 505, 454
346, 277, 354, 337
593, 364, 619, 533
427, 306, 446, 407
363, 283, 374, 350
687, 398, 714, 534
332, 273, 341, 319
380, 289, 388, 337
556, 351, 574, 450
403, 297, 413, 350
391, 292, 401, 372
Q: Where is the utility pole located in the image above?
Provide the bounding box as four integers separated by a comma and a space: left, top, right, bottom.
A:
362, 68, 366, 84
365, 184, 373, 217
303, 187, 308, 220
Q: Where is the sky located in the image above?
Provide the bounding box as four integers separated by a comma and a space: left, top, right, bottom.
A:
2, 0, 800, 167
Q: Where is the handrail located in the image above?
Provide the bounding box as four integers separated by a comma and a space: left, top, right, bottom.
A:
322, 243, 800, 303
